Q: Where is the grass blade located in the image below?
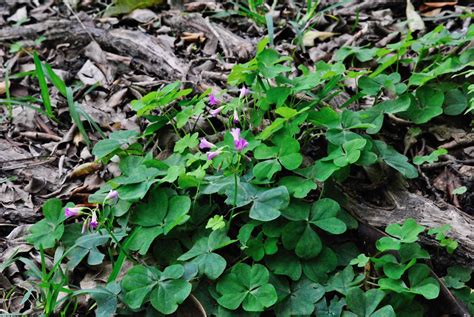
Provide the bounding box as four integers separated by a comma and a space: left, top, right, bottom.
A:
66, 87, 91, 146
33, 52, 55, 120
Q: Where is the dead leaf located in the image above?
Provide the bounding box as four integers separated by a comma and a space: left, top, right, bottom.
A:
125, 8, 157, 23
303, 30, 338, 47
77, 60, 107, 86
0, 81, 5, 95
7, 7, 27, 23
422, 8, 442, 17
423, 1, 457, 8
406, 0, 426, 32
69, 162, 102, 178
181, 32, 206, 43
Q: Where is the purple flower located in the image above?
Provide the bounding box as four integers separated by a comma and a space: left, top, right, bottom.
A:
90, 211, 98, 229
65, 207, 82, 218
209, 106, 223, 117
233, 110, 239, 123
209, 94, 220, 106
239, 86, 250, 98
234, 138, 249, 151
230, 128, 241, 142
199, 138, 215, 149
105, 190, 119, 203
207, 150, 221, 160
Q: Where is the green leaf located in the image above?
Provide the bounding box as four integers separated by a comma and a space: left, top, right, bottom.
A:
178, 230, 233, 280
27, 199, 64, 249
104, 0, 165, 16
282, 222, 322, 259
83, 282, 121, 317
379, 264, 440, 300
309, 198, 346, 234
346, 288, 395, 317
403, 87, 444, 123
374, 140, 418, 178
33, 52, 54, 119
385, 218, 425, 243
129, 189, 191, 254
444, 89, 467, 115
413, 148, 447, 165
266, 249, 302, 281
253, 159, 282, 180
216, 263, 277, 312
279, 176, 317, 198
350, 254, 370, 268
302, 247, 338, 283
275, 278, 325, 316
67, 230, 111, 270
92, 130, 140, 160
325, 266, 364, 295
174, 133, 199, 154
315, 296, 345, 317
249, 186, 289, 221
122, 264, 191, 314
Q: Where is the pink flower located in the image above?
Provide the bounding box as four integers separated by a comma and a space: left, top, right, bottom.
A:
199, 138, 215, 149
240, 86, 250, 98
207, 150, 221, 160
209, 94, 220, 106
209, 106, 223, 117
105, 190, 119, 203
90, 211, 98, 229
234, 138, 249, 151
233, 110, 239, 123
65, 207, 82, 218
230, 128, 241, 141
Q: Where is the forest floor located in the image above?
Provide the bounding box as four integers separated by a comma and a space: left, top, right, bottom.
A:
0, 0, 473, 316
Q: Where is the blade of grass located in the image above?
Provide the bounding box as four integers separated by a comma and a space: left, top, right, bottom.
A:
33, 52, 56, 120
66, 87, 91, 146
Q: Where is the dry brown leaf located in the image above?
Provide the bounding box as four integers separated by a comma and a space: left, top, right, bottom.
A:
69, 162, 102, 178
422, 8, 442, 17
0, 81, 6, 95
303, 30, 338, 47
423, 1, 457, 8
182, 32, 206, 43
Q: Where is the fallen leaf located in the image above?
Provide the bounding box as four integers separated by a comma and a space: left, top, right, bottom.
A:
406, 0, 426, 32
0, 81, 5, 95
303, 30, 338, 47
423, 1, 457, 8
77, 60, 107, 86
125, 8, 157, 23
181, 32, 206, 43
421, 8, 442, 17
7, 7, 28, 23
69, 162, 102, 178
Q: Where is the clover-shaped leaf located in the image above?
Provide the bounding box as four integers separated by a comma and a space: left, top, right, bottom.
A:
249, 186, 290, 221
346, 288, 396, 317
178, 230, 234, 280
121, 264, 191, 314
216, 263, 277, 312
309, 198, 346, 234
28, 198, 65, 249
128, 188, 191, 254
274, 278, 325, 316
315, 296, 345, 317
378, 264, 440, 300
325, 266, 364, 296
279, 176, 317, 198
386, 218, 425, 243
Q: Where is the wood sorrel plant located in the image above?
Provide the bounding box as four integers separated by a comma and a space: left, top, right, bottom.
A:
21, 27, 474, 316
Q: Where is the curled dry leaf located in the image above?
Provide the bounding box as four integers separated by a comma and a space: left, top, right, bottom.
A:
69, 162, 102, 178
303, 30, 338, 47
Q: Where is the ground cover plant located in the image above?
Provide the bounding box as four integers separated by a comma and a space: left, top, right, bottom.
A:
0, 0, 473, 316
